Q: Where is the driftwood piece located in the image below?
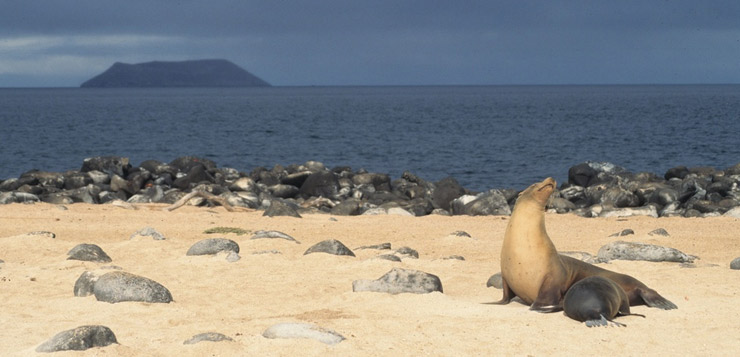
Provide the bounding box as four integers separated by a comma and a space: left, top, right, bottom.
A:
164, 191, 242, 212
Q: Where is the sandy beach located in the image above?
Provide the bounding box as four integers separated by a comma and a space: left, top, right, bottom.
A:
1, 202, 738, 356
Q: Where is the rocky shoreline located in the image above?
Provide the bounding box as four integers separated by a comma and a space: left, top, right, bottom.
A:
1, 156, 739, 218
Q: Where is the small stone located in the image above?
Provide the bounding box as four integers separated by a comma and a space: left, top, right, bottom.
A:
36, 325, 117, 352
251, 230, 300, 243
130, 227, 166, 240
253, 250, 282, 255
648, 228, 670, 236
67, 244, 112, 263
183, 332, 233, 345
263, 322, 345, 345
187, 238, 240, 256
376, 254, 402, 262
486, 273, 503, 289
395, 246, 419, 259
443, 255, 465, 261
608, 229, 634, 237
449, 230, 472, 238
355, 243, 392, 250
304, 239, 355, 257
353, 267, 443, 294
28, 231, 56, 238
730, 257, 740, 270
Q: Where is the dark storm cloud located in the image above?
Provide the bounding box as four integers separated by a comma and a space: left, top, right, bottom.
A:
2, 1, 740, 86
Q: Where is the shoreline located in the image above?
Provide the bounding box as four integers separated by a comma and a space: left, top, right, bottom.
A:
2, 156, 740, 219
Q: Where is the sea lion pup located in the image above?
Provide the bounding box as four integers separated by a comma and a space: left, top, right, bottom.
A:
563, 276, 645, 327
490, 177, 677, 312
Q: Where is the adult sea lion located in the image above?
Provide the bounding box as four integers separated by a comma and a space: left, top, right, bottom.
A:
563, 276, 645, 327
490, 177, 677, 312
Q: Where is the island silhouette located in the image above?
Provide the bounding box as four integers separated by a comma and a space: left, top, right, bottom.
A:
81, 59, 270, 88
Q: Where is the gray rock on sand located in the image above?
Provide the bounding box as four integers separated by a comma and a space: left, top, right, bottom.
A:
36, 325, 117, 352
187, 238, 240, 256
395, 246, 419, 259
376, 254, 402, 262
67, 243, 112, 263
183, 332, 233, 345
597, 240, 697, 263
262, 322, 345, 345
487, 272, 503, 289
304, 239, 355, 257
263, 199, 302, 218
28, 231, 56, 238
93, 271, 173, 303
251, 230, 300, 243
608, 229, 634, 237
730, 257, 740, 270
130, 227, 166, 240
355, 242, 392, 250
353, 267, 443, 294
74, 271, 99, 297
648, 228, 670, 236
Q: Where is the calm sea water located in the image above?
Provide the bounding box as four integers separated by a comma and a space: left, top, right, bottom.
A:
1, 85, 739, 191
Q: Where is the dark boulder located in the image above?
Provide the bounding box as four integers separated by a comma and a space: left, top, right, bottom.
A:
352, 173, 392, 192
36, 325, 117, 352
304, 239, 355, 257
67, 244, 112, 263
280, 171, 312, 187
568, 162, 598, 187
269, 184, 300, 199
665, 166, 689, 180
299, 170, 340, 198
93, 271, 173, 303
173, 164, 214, 190
431, 177, 466, 211
460, 189, 511, 216
331, 199, 363, 216
263, 199, 302, 218
81, 156, 130, 177
169, 156, 217, 173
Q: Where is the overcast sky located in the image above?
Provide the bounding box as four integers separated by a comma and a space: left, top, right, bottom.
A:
2, 1, 739, 87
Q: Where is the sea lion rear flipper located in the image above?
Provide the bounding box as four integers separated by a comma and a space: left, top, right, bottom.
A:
484, 277, 516, 305
638, 288, 678, 310
585, 315, 626, 328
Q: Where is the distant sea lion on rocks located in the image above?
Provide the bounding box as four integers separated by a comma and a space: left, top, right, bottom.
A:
563, 276, 645, 327
490, 177, 677, 312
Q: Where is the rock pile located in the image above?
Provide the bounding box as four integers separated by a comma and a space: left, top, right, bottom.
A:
1, 156, 739, 217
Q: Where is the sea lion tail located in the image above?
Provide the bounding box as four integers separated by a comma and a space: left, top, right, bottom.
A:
640, 289, 678, 310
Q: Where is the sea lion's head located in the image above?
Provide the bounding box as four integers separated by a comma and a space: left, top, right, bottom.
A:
517, 177, 556, 208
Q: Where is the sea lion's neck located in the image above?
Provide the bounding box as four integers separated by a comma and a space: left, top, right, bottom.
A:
507, 201, 549, 244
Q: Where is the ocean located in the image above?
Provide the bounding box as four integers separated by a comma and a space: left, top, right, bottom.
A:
1, 85, 739, 191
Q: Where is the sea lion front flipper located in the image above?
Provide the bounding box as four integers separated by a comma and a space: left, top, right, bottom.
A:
529, 277, 563, 313
484, 276, 517, 305
638, 288, 678, 310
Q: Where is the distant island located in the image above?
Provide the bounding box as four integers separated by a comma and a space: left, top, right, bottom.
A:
80, 59, 271, 88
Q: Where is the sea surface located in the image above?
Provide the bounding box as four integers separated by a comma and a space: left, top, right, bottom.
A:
1, 85, 739, 191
